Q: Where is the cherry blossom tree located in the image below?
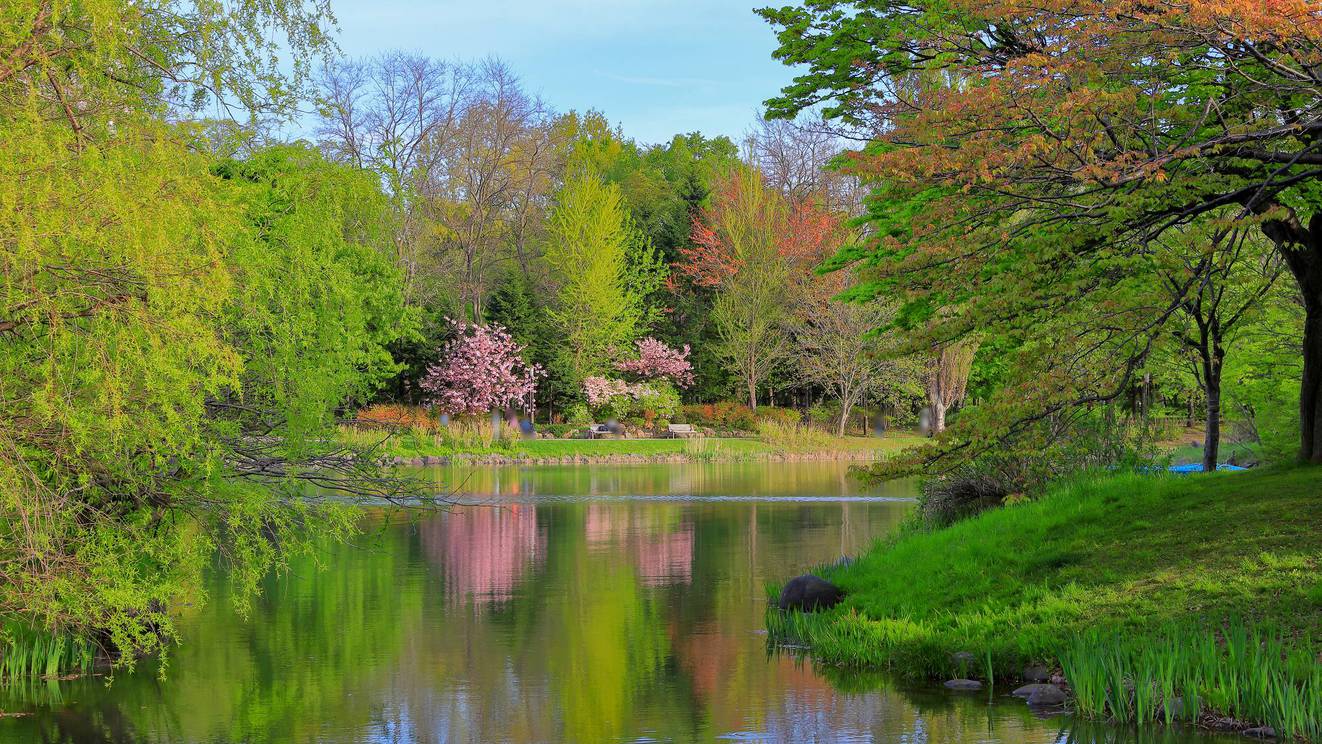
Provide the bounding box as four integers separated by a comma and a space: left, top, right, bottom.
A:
421, 319, 542, 416
583, 376, 632, 407
614, 337, 694, 388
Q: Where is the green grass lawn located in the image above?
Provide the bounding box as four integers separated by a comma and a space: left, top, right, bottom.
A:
512, 437, 768, 457
511, 434, 924, 458
344, 426, 926, 460
772, 466, 1322, 679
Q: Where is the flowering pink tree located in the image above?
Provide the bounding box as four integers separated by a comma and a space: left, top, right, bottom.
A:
421, 320, 542, 416
614, 338, 694, 388
583, 376, 631, 407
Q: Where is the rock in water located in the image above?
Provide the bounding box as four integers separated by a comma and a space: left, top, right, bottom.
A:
944, 679, 983, 690
1025, 684, 1068, 707
1242, 727, 1276, 740
1012, 684, 1056, 699
776, 574, 844, 612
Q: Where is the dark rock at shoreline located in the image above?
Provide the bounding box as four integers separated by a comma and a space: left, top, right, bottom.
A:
1012, 683, 1056, 699
943, 679, 983, 690
776, 575, 844, 612
1242, 727, 1276, 739
1022, 664, 1051, 683
1025, 685, 1068, 707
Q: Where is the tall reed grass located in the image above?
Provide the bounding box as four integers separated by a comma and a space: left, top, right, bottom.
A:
0, 621, 95, 681
1060, 621, 1320, 740
339, 416, 520, 455
756, 420, 837, 451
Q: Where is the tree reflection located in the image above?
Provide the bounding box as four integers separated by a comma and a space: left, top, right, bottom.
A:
0, 464, 1228, 744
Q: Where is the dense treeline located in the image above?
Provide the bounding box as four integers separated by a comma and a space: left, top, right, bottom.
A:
0, 2, 919, 657
312, 53, 923, 428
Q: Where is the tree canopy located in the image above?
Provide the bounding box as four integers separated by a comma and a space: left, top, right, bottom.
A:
759, 0, 1322, 462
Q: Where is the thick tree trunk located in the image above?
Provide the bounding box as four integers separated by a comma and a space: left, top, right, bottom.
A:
838, 400, 851, 438
748, 379, 758, 411
1303, 306, 1322, 463
1258, 208, 1322, 462
931, 401, 947, 435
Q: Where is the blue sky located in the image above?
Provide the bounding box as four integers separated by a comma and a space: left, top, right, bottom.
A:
330, 0, 799, 145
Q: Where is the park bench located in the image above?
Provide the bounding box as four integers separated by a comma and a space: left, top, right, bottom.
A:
666, 423, 701, 438
586, 423, 611, 439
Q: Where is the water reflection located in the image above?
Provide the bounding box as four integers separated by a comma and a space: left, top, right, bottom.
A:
423, 505, 545, 604
0, 463, 1243, 744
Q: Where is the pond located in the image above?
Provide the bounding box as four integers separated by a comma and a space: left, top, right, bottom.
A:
0, 462, 1244, 743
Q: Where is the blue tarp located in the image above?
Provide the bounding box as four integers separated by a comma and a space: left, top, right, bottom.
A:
1167, 463, 1248, 473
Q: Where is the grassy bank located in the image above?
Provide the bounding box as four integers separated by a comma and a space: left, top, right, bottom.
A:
341, 425, 925, 463
768, 467, 1321, 734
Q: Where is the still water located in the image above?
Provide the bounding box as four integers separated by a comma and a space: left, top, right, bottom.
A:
1, 462, 1241, 743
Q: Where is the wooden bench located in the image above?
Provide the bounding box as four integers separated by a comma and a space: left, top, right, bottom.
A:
586, 423, 611, 439
666, 423, 701, 438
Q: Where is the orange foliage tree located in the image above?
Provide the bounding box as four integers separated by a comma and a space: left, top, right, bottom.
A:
761, 0, 1322, 462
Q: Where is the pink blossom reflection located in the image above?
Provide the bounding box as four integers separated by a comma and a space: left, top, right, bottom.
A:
585, 504, 693, 587
422, 505, 544, 606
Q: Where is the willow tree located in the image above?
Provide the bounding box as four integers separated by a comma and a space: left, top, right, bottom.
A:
1, 1, 417, 659
925, 342, 977, 435
760, 0, 1322, 463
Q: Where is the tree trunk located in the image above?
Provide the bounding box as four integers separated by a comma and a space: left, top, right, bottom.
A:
931, 401, 947, 435
838, 400, 851, 438
1202, 362, 1221, 473
747, 379, 758, 411
1257, 208, 1322, 462
1303, 304, 1322, 462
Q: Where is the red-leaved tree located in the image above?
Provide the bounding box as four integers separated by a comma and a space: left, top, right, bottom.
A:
677, 171, 841, 289
677, 169, 846, 407
421, 320, 542, 416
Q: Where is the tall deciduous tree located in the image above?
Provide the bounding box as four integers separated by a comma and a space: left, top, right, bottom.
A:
1157, 224, 1283, 470
683, 169, 839, 408
543, 171, 641, 392
424, 60, 556, 321
794, 297, 916, 436
316, 53, 471, 302
759, 0, 1322, 462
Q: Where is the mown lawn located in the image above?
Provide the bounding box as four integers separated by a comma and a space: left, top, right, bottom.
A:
512, 433, 923, 458
771, 466, 1322, 678
344, 426, 927, 460
513, 437, 768, 457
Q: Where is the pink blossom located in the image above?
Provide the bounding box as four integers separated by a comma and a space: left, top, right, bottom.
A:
614, 337, 694, 388
421, 319, 542, 416
583, 376, 629, 406
583, 376, 657, 406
